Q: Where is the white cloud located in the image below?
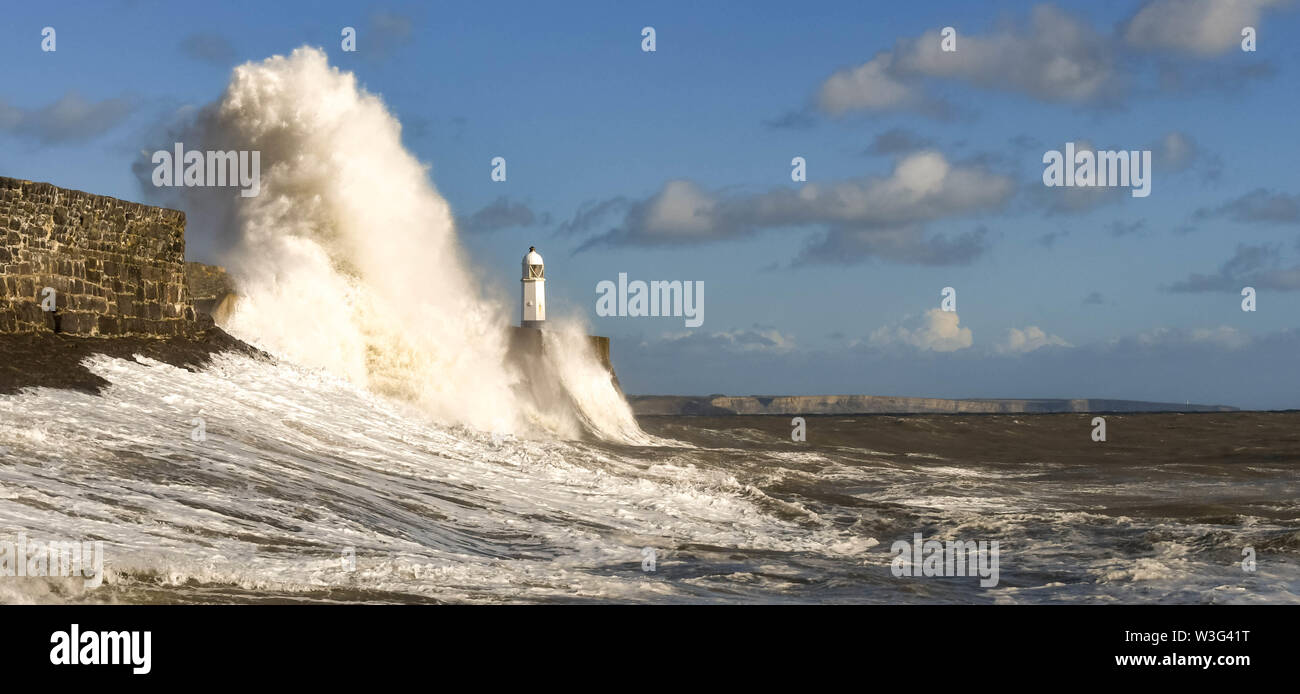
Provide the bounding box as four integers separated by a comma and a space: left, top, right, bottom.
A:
1190, 326, 1251, 349
814, 2, 1283, 118
775, 151, 1013, 227
870, 309, 973, 352
818, 53, 920, 114
1124, 0, 1283, 56
895, 6, 1114, 101
817, 5, 1116, 116
642, 180, 720, 236
573, 151, 1014, 265
997, 326, 1071, 354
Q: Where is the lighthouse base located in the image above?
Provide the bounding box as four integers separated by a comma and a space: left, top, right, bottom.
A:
507, 326, 619, 393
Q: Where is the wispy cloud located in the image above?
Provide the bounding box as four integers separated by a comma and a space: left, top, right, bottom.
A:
178, 32, 236, 65
555, 197, 631, 236
0, 92, 137, 145
865, 128, 936, 156
1123, 0, 1285, 56
792, 225, 990, 267
1109, 219, 1146, 237
1128, 325, 1251, 350
1195, 189, 1300, 224
652, 326, 797, 354
456, 197, 548, 234
996, 326, 1071, 354
364, 10, 415, 60
1168, 243, 1300, 292
762, 108, 817, 130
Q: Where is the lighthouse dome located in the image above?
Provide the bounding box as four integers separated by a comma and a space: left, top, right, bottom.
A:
522, 246, 545, 279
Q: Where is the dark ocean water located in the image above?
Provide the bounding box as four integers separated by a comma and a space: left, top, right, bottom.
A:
624, 412, 1300, 603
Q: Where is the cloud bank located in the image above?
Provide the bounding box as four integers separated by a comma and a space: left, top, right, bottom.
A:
568, 151, 1013, 266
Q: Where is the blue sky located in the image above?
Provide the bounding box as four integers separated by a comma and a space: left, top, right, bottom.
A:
3, 1, 1299, 408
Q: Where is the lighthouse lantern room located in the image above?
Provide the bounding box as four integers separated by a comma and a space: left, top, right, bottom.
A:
521, 246, 545, 328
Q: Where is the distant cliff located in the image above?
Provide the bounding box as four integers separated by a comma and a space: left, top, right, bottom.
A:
628, 394, 1238, 415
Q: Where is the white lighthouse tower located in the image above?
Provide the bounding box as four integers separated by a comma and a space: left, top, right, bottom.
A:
521, 246, 545, 329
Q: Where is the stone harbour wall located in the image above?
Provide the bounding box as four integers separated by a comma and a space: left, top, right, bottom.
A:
0, 176, 200, 336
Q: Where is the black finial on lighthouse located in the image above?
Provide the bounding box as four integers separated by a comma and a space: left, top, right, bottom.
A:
529, 246, 535, 252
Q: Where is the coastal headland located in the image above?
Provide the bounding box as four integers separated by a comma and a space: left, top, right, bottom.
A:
629, 394, 1238, 416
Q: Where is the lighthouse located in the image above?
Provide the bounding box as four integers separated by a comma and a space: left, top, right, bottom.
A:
521, 246, 545, 329
508, 244, 618, 390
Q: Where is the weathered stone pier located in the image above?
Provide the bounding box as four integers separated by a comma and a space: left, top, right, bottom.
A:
0, 176, 203, 337
0, 176, 258, 396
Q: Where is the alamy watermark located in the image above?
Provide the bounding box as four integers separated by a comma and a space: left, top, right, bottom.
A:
641, 27, 656, 52
1092, 416, 1107, 442
1042, 142, 1151, 198
151, 143, 261, 197
596, 273, 703, 327
50, 624, 151, 675
0, 533, 104, 588
890, 533, 999, 587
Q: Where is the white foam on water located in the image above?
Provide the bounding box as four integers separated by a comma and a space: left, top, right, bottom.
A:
0, 353, 872, 603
